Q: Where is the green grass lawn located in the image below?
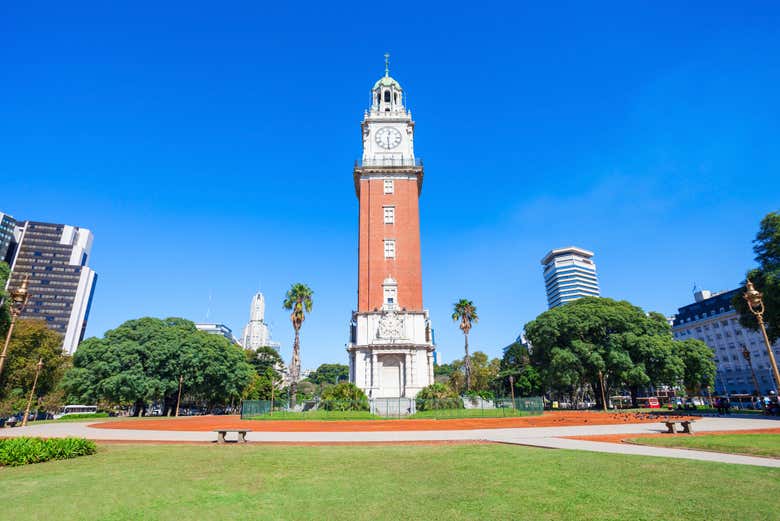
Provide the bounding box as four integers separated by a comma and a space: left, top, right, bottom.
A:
628, 433, 780, 458
3, 444, 779, 521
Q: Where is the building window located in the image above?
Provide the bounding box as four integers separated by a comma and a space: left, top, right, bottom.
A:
384, 206, 395, 224
384, 286, 397, 306
384, 240, 395, 259
384, 179, 394, 194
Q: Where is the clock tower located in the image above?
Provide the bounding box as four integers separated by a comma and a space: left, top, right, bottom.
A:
348, 56, 435, 404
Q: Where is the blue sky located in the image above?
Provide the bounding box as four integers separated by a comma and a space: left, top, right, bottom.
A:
2, 2, 779, 369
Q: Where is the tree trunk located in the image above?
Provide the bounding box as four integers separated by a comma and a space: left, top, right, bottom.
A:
163, 394, 176, 416
133, 399, 145, 417
629, 385, 639, 409
289, 328, 301, 408
464, 332, 472, 391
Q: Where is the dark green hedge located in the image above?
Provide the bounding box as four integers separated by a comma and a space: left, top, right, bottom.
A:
0, 437, 97, 466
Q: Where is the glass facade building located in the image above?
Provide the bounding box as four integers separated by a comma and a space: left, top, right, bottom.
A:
7, 221, 97, 354
0, 212, 17, 264
541, 246, 600, 308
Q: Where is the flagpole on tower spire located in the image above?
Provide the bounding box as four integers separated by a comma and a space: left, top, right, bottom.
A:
384, 53, 390, 77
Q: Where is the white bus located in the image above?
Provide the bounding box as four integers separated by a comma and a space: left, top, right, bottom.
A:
53, 405, 98, 419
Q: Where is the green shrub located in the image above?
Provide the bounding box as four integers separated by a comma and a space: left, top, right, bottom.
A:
320, 383, 369, 411
416, 383, 464, 411
465, 389, 494, 400
0, 437, 97, 467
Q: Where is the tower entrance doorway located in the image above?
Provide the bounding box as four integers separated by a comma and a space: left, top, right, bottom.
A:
379, 355, 403, 397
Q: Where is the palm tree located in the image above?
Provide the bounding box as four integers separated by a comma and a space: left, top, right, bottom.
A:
283, 283, 313, 408
452, 299, 478, 392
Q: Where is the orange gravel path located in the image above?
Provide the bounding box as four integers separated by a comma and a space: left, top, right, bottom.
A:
91, 411, 679, 432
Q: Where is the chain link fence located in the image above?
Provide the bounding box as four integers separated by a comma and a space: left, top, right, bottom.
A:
241, 396, 543, 420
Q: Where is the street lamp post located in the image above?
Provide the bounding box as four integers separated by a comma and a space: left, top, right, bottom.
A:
743, 280, 780, 392
21, 357, 43, 427
0, 275, 30, 379
741, 345, 762, 397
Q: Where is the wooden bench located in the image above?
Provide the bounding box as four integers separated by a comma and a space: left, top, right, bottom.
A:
663, 420, 695, 434
213, 429, 251, 443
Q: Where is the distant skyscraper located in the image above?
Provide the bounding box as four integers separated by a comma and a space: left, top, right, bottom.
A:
241, 292, 278, 350
0, 212, 17, 263
7, 221, 98, 354
195, 323, 241, 345
541, 246, 600, 308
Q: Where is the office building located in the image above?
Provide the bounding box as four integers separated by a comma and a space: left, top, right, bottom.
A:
240, 292, 279, 350
195, 323, 241, 345
541, 246, 600, 308
7, 221, 97, 354
0, 212, 17, 264
672, 288, 780, 395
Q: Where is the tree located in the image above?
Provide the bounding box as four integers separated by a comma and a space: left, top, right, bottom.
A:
319, 382, 368, 411
674, 339, 716, 395
244, 346, 285, 401
283, 283, 313, 408
733, 211, 780, 342
415, 382, 462, 410
306, 364, 349, 386
525, 297, 684, 408
247, 346, 285, 378
448, 351, 499, 396
433, 363, 455, 378
498, 341, 542, 397
0, 262, 11, 338
0, 319, 68, 414
452, 299, 478, 391
62, 317, 253, 415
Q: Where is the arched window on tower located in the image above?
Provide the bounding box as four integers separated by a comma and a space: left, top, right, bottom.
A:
377, 92, 381, 105
394, 92, 398, 103
384, 90, 391, 102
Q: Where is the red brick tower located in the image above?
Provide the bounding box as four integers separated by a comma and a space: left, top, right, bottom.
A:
348, 56, 434, 403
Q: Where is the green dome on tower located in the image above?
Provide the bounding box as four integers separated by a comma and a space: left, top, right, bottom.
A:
373, 75, 402, 90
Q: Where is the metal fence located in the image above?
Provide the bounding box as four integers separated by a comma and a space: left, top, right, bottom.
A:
241, 396, 543, 420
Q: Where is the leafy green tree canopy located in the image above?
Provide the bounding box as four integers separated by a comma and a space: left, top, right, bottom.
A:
0, 261, 11, 337
319, 382, 368, 411
306, 363, 349, 386
62, 317, 253, 414
673, 339, 716, 394
0, 319, 68, 415
524, 297, 684, 407
734, 211, 780, 342
498, 341, 542, 397
448, 351, 500, 395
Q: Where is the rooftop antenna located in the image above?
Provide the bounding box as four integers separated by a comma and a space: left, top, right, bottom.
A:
384, 52, 390, 77
692, 282, 698, 297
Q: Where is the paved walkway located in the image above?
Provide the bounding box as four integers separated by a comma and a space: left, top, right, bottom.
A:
3, 416, 779, 468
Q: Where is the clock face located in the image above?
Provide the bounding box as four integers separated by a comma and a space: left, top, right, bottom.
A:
375, 127, 402, 149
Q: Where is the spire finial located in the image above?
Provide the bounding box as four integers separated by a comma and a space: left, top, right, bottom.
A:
384, 53, 390, 77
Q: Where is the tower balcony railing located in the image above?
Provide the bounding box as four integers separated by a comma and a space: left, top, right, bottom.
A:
356, 158, 423, 168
